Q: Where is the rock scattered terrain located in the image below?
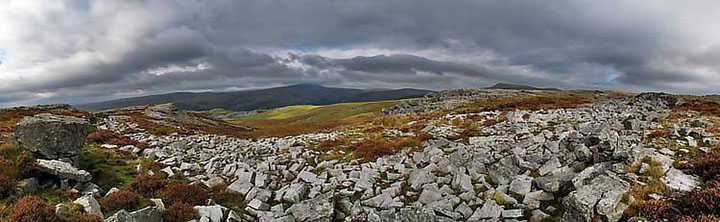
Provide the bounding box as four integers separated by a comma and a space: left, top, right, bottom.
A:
2, 89, 719, 222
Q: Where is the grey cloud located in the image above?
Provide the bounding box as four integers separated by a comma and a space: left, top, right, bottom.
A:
1, 0, 720, 106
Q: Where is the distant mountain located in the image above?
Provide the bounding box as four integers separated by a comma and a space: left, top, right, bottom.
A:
486, 83, 560, 91
78, 84, 433, 111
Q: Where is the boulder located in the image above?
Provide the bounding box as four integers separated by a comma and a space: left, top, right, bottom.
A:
35, 159, 92, 182
286, 192, 334, 222
74, 194, 103, 218
563, 175, 629, 222
408, 169, 436, 190
105, 210, 135, 222
195, 205, 227, 222
468, 201, 502, 220
130, 206, 162, 222
662, 168, 700, 192
15, 114, 89, 166
533, 171, 576, 193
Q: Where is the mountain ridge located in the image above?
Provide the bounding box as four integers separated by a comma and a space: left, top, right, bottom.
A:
77, 84, 433, 111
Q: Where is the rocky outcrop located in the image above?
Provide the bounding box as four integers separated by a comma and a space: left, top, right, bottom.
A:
86, 89, 717, 222
563, 174, 630, 222
15, 113, 89, 166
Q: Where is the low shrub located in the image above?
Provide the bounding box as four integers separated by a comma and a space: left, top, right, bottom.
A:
163, 202, 198, 222
0, 175, 16, 199
678, 149, 720, 181
129, 174, 167, 197
6, 196, 59, 222
689, 180, 720, 214
100, 190, 141, 212
86, 129, 122, 144
212, 188, 245, 215
0, 159, 18, 179
66, 212, 104, 222
635, 199, 674, 221
15, 152, 36, 178
159, 184, 208, 205
678, 214, 720, 222
55, 188, 77, 202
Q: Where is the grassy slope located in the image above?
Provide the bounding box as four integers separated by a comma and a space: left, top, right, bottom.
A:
227, 101, 398, 137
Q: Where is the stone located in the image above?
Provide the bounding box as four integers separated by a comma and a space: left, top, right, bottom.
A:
15, 114, 89, 166
286, 192, 334, 222
361, 193, 403, 209
105, 210, 135, 222
195, 205, 226, 222
418, 185, 443, 204
488, 157, 521, 185
563, 175, 629, 222
502, 209, 524, 218
248, 199, 270, 211
662, 168, 700, 192
451, 171, 474, 192
36, 159, 92, 182
282, 183, 308, 203
74, 194, 103, 218
509, 175, 533, 196
468, 201, 502, 220
530, 209, 550, 222
533, 171, 576, 193
150, 199, 165, 211
408, 169, 436, 190
538, 157, 561, 176
130, 206, 162, 222
16, 178, 39, 194
226, 178, 254, 196
161, 166, 174, 177
106, 187, 120, 197
203, 177, 225, 188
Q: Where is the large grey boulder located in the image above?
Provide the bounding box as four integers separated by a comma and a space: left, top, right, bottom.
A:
286, 192, 334, 222
36, 159, 92, 182
15, 114, 89, 166
563, 175, 629, 222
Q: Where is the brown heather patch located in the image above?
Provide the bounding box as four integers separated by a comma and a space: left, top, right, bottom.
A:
453, 93, 596, 114
632, 199, 675, 221
678, 214, 720, 222
672, 99, 720, 117
678, 147, 720, 181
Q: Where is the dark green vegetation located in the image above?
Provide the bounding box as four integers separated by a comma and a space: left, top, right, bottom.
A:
78, 84, 431, 111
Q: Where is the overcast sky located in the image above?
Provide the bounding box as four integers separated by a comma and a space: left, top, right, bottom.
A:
1, 0, 720, 107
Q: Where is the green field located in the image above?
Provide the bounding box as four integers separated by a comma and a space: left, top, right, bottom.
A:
227, 101, 398, 137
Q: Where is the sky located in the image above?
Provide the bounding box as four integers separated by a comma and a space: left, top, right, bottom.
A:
1, 0, 720, 107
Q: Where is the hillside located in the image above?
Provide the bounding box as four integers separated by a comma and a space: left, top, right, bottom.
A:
3, 89, 720, 222
222, 100, 398, 137
77, 84, 432, 112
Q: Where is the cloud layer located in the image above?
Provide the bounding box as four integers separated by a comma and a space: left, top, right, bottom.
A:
1, 0, 720, 106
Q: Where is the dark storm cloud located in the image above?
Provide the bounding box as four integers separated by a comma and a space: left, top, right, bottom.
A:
1, 0, 720, 106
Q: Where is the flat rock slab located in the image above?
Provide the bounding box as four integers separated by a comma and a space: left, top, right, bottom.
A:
36, 159, 92, 182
